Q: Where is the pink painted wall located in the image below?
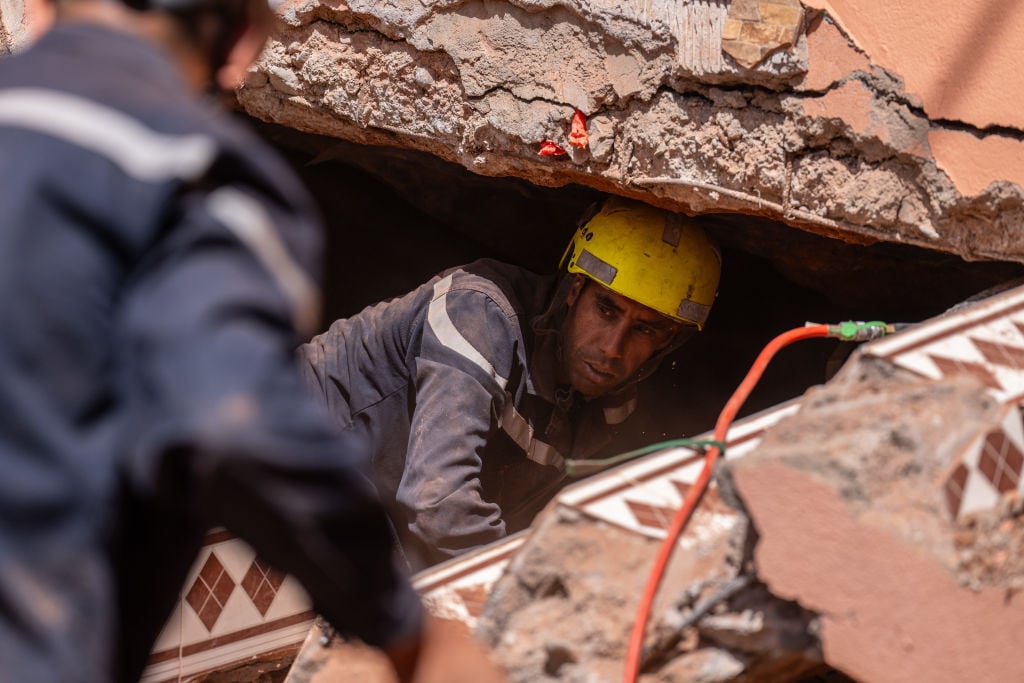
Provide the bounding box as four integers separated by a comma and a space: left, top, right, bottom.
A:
805, 0, 1024, 196
806, 0, 1024, 130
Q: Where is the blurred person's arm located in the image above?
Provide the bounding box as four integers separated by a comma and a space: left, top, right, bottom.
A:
116, 179, 423, 653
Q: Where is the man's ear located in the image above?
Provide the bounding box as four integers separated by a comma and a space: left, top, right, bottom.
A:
565, 275, 585, 307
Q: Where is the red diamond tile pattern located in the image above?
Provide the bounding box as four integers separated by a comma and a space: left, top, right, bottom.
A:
943, 463, 970, 519
971, 336, 1024, 371
928, 354, 1003, 391
185, 552, 236, 632
625, 499, 677, 531
454, 584, 491, 619
978, 431, 1024, 494
241, 558, 287, 616
669, 479, 732, 515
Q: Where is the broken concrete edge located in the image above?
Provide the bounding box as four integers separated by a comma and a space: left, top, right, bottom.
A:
0, 0, 28, 53
0, 0, 52, 54
721, 347, 1024, 682
236, 84, 977, 242
466, 470, 854, 681
238, 1, 1024, 266
241, 81, 1023, 263
274, 282, 1024, 681
473, 282, 1024, 680
729, 454, 1024, 683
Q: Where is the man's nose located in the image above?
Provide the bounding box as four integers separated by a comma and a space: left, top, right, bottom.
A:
597, 321, 629, 359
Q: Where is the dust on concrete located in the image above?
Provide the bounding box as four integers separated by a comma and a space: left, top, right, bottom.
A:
741, 354, 996, 504
238, 0, 1024, 265
954, 493, 1024, 593
474, 495, 834, 682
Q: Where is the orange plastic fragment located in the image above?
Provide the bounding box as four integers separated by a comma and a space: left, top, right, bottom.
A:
569, 109, 588, 148
538, 140, 567, 156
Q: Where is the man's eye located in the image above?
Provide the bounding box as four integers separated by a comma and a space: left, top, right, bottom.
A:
598, 303, 615, 318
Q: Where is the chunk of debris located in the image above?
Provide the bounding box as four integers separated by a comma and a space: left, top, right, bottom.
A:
721, 0, 806, 69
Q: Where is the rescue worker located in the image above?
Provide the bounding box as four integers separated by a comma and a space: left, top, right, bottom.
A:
300, 197, 722, 568
0, 0, 504, 681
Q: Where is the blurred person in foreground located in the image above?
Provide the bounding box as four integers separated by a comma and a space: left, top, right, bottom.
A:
0, 0, 505, 681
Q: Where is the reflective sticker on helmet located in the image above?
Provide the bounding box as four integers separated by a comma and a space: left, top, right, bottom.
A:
576, 249, 618, 285
677, 299, 711, 325
662, 214, 684, 248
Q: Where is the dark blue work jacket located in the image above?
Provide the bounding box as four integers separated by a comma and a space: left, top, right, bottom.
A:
0, 22, 420, 682
300, 260, 645, 567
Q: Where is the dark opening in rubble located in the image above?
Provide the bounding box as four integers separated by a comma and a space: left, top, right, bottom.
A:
253, 119, 1024, 447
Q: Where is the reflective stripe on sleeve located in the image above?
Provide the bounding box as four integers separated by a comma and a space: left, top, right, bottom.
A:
499, 399, 565, 469
206, 187, 322, 337
0, 88, 215, 181
427, 274, 509, 390
603, 395, 637, 425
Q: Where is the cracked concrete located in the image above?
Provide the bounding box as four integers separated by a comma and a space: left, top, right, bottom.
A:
724, 356, 1024, 683
237, 0, 1024, 265
0, 0, 49, 53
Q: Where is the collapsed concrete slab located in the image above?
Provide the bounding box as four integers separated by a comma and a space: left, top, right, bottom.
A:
238, 1, 1024, 263
725, 363, 1024, 682
138, 283, 1024, 682
473, 504, 748, 682
470, 287, 1024, 681
473, 497, 834, 682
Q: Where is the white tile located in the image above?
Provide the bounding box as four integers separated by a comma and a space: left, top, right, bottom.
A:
210, 584, 265, 636
149, 602, 184, 653
179, 598, 215, 646
959, 466, 1000, 518
213, 538, 257, 579
263, 575, 312, 621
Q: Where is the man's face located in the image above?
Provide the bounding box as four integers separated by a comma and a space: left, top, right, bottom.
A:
560, 276, 683, 399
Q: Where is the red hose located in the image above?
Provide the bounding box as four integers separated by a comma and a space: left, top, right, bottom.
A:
623, 324, 830, 682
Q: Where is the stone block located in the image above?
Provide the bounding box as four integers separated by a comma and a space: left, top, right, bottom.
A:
758, 2, 803, 29
739, 21, 792, 46
722, 40, 768, 68
727, 0, 763, 22
722, 0, 803, 68
722, 17, 743, 41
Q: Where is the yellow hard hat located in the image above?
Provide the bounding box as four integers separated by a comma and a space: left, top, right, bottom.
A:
561, 197, 721, 329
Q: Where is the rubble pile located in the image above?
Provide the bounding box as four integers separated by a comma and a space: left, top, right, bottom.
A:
473, 351, 1024, 681
6, 1, 1022, 680
474, 505, 833, 682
